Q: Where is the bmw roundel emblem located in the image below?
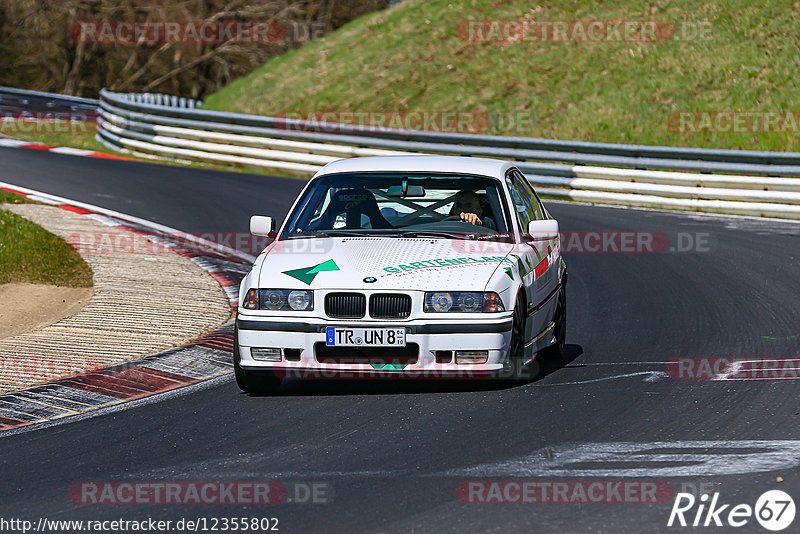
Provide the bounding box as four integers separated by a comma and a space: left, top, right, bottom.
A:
363, 276, 377, 283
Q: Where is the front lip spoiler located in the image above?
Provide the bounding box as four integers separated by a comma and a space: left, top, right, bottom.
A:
239, 366, 502, 380
237, 320, 317, 333
236, 318, 512, 334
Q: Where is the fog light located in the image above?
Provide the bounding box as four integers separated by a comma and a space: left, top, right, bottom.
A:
251, 348, 282, 362
455, 350, 488, 364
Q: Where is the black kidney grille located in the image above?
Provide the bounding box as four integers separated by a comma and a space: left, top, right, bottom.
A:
370, 293, 412, 319
325, 293, 366, 319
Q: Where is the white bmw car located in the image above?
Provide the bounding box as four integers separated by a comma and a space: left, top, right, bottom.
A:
234, 155, 567, 393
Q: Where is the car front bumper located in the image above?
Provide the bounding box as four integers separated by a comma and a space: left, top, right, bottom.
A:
236, 314, 514, 377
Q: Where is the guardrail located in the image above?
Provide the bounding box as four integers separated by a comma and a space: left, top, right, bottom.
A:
0, 86, 99, 117
20, 88, 790, 220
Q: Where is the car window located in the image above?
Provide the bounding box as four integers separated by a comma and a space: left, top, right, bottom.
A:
280, 173, 514, 240
513, 169, 547, 219
505, 170, 543, 233
305, 187, 462, 230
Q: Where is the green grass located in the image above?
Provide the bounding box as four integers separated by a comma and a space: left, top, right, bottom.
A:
202, 0, 800, 152
0, 206, 93, 287
2, 120, 105, 152
0, 189, 32, 204
2, 120, 133, 157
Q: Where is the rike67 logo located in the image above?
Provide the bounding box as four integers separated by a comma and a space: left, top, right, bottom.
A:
668, 490, 795, 530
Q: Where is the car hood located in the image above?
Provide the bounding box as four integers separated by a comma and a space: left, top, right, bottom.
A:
255, 236, 515, 291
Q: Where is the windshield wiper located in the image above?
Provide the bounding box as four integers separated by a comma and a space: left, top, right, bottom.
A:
311, 230, 387, 237
399, 231, 465, 239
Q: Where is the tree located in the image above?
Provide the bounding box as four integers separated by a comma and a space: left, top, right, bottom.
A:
0, 0, 388, 98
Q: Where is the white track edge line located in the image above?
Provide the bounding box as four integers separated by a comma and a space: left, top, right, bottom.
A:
0, 180, 257, 263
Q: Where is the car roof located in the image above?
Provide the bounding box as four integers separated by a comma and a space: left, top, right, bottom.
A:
313, 155, 515, 179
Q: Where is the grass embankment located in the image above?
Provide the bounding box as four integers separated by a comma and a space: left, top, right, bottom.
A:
202, 0, 800, 152
0, 190, 93, 287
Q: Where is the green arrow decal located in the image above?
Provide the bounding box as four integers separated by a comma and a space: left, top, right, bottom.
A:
307, 258, 339, 274
282, 259, 340, 285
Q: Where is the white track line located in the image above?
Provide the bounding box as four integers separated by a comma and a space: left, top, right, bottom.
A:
0, 180, 256, 263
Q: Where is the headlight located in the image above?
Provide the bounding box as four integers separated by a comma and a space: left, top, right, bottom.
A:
428, 292, 454, 312
242, 289, 314, 311
287, 290, 313, 311
423, 292, 505, 313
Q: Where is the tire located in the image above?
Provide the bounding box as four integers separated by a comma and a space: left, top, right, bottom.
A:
233, 325, 282, 395
500, 292, 532, 381
540, 283, 567, 360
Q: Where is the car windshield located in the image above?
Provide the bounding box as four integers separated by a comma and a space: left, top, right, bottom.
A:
280, 173, 513, 240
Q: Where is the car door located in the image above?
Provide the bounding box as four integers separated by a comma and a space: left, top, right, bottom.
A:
504, 169, 560, 351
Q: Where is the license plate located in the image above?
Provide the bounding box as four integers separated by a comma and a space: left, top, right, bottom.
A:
325, 327, 406, 347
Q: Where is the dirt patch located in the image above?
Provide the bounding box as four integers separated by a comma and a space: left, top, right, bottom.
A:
0, 283, 93, 340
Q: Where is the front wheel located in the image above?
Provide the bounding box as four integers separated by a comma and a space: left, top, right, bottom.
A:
498, 293, 536, 381
233, 325, 282, 395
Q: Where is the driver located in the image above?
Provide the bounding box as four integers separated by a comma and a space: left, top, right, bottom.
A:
451, 190, 496, 229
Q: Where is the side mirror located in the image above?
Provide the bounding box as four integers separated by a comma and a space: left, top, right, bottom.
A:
528, 219, 559, 240
250, 215, 274, 237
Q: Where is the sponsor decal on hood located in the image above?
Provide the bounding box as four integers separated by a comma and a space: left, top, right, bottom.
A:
282, 259, 340, 285
382, 255, 512, 274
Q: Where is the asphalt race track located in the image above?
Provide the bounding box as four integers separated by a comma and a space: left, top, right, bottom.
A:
2, 146, 800, 533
